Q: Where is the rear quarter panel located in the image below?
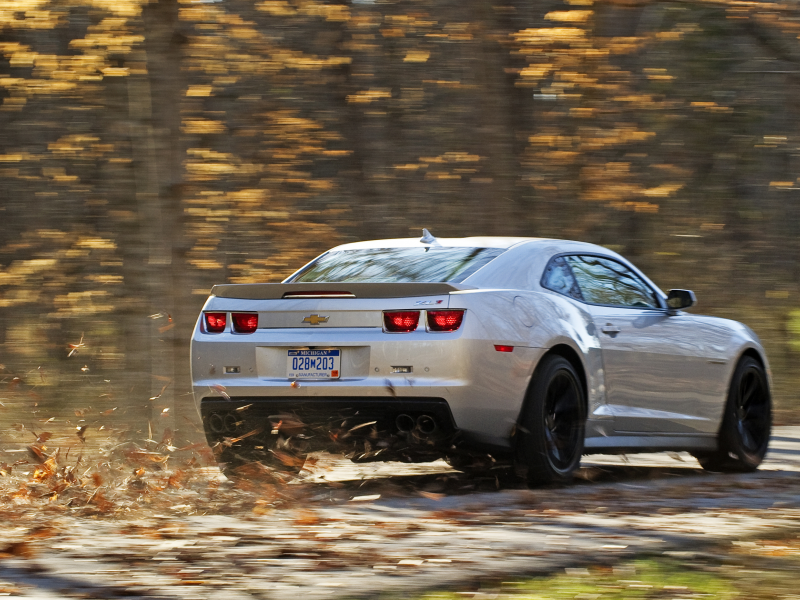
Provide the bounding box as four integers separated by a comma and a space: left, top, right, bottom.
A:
448, 289, 608, 445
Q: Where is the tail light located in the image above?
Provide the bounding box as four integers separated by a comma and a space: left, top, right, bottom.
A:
427, 310, 465, 332
383, 311, 420, 333
232, 313, 258, 334
205, 312, 227, 333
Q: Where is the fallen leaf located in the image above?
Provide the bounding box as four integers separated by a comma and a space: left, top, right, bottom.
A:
168, 470, 186, 489
0, 541, 34, 559
270, 448, 304, 468
26, 445, 47, 464
419, 491, 444, 501
294, 509, 320, 525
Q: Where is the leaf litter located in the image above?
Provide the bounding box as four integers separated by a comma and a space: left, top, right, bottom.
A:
0, 392, 799, 599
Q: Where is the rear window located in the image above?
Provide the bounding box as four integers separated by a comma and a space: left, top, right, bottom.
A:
286, 247, 506, 283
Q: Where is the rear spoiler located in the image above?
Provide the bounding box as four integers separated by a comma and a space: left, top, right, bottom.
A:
210, 282, 477, 300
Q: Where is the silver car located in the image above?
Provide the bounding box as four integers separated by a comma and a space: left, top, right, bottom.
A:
190, 232, 772, 483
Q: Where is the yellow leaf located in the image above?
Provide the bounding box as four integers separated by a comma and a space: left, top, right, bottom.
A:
186, 85, 212, 97
101, 67, 129, 77
544, 10, 593, 23
642, 184, 683, 198
404, 51, 430, 63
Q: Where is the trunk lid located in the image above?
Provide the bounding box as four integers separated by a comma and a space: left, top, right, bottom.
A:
203, 282, 471, 329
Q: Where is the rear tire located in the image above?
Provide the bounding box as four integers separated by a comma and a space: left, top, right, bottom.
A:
514, 354, 586, 485
694, 356, 771, 473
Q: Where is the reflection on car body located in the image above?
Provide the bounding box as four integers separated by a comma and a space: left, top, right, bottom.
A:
191, 231, 772, 483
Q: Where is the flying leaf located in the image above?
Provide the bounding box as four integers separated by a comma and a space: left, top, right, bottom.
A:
67, 333, 85, 357
27, 445, 47, 464
209, 383, 230, 400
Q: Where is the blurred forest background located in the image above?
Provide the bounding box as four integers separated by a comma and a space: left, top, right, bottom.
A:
2, 0, 800, 435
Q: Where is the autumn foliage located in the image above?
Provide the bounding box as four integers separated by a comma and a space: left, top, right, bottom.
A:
1, 0, 800, 432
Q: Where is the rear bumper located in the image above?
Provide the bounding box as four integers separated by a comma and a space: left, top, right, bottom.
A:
201, 396, 457, 434
201, 396, 458, 462
191, 326, 544, 449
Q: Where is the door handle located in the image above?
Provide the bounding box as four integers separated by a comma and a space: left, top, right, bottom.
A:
601, 323, 621, 334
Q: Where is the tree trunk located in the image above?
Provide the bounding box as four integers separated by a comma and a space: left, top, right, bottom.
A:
122, 0, 190, 435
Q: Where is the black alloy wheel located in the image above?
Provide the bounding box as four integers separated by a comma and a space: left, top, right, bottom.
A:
695, 356, 771, 472
543, 369, 584, 471
514, 354, 586, 484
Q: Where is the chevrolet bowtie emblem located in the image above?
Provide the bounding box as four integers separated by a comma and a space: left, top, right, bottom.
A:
302, 314, 329, 325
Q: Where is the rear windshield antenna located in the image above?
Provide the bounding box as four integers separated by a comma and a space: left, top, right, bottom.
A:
420, 228, 437, 244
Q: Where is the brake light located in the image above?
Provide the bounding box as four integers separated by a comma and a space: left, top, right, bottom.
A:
205, 312, 227, 333
232, 313, 258, 334
427, 310, 465, 332
282, 291, 355, 298
383, 311, 420, 333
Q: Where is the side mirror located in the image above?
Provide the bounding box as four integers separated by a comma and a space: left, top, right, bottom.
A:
666, 289, 696, 310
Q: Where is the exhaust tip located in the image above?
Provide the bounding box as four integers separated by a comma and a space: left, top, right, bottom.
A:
395, 414, 415, 433
417, 414, 437, 435
208, 413, 225, 434
223, 412, 239, 433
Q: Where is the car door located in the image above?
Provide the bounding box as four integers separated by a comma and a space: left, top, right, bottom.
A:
562, 254, 724, 434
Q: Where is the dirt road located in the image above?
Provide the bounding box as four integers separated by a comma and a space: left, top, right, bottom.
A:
0, 428, 798, 599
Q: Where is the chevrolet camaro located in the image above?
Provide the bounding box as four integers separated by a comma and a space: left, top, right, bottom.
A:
190, 232, 772, 483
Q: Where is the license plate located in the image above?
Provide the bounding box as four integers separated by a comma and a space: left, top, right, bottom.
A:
287, 349, 340, 380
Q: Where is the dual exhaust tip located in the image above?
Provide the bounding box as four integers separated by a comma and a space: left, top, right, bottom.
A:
207, 412, 240, 434
395, 413, 438, 435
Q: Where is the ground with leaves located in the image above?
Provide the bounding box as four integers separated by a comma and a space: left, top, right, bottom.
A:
0, 420, 798, 599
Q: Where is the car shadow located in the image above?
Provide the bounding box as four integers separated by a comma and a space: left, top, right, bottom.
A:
286, 459, 711, 500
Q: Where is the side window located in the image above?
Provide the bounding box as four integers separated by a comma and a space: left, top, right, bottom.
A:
565, 255, 659, 308
542, 256, 583, 300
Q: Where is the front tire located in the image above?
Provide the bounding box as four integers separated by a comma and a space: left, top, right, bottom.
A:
695, 356, 771, 472
514, 354, 586, 485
